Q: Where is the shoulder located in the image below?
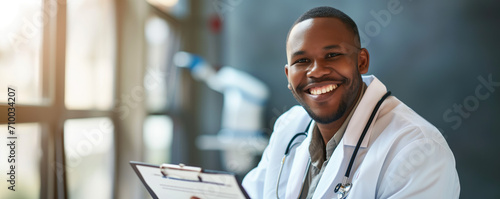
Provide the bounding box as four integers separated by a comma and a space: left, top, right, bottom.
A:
372, 98, 460, 197
267, 105, 311, 145
378, 97, 447, 146
370, 96, 456, 173
273, 105, 309, 130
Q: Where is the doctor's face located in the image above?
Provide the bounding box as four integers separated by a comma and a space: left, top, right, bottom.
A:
285, 18, 369, 124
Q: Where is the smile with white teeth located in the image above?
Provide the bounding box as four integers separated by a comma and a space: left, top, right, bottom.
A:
309, 84, 338, 95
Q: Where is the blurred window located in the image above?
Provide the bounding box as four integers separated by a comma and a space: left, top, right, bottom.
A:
144, 115, 174, 164
64, 117, 114, 199
0, 1, 43, 105
65, 0, 116, 110
144, 15, 178, 112
0, 0, 183, 198
0, 0, 118, 198
0, 123, 42, 199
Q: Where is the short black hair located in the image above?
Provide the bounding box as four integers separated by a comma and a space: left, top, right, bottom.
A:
288, 6, 361, 47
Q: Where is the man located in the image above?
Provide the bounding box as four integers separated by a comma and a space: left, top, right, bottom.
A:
242, 6, 460, 199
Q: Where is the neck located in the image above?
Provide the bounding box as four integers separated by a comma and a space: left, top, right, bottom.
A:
316, 85, 363, 144
317, 116, 348, 145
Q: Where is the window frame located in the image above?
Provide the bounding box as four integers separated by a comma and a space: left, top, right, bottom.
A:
0, 0, 116, 198
0, 1, 183, 199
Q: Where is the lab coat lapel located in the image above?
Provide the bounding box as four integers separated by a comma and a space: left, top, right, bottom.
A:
312, 141, 345, 199
344, 75, 387, 147
313, 75, 388, 198
284, 134, 311, 199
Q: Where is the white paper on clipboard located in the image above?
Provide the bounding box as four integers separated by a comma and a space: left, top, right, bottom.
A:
130, 161, 250, 199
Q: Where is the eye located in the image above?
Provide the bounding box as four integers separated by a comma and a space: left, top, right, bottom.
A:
292, 58, 309, 65
326, 52, 342, 58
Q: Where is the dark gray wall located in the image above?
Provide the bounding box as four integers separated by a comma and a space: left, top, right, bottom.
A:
218, 0, 500, 198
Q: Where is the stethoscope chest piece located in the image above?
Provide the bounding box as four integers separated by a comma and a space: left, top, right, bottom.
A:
334, 182, 352, 199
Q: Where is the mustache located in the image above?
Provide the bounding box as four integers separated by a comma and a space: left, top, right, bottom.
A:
295, 77, 348, 91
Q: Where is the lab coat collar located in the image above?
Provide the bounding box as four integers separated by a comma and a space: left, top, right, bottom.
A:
312, 75, 388, 198
343, 75, 387, 147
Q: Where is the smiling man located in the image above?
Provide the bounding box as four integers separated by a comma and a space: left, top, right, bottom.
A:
242, 6, 460, 199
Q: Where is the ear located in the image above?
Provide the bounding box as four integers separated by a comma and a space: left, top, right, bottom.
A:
358, 48, 370, 74
285, 64, 289, 77
285, 64, 292, 90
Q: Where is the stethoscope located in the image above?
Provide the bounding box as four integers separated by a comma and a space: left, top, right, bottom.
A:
276, 91, 391, 199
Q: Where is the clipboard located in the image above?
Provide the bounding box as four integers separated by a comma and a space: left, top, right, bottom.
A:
130, 161, 250, 199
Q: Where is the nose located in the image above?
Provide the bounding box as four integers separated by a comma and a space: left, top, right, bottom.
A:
307, 60, 330, 79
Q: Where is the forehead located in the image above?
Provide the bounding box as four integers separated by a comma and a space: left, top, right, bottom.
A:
286, 17, 356, 53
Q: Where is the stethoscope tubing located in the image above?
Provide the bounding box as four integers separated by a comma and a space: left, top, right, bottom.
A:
334, 91, 391, 199
343, 91, 391, 179
276, 123, 311, 199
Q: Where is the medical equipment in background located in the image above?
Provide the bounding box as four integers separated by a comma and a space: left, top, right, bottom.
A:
174, 52, 270, 174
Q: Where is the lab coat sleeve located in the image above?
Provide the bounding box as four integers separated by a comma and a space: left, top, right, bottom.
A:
377, 127, 460, 199
242, 108, 286, 198
241, 139, 272, 198
242, 106, 293, 198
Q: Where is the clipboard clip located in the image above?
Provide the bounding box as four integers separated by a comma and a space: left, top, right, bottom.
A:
160, 163, 203, 182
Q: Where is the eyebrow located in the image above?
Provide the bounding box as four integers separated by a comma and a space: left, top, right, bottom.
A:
291, 45, 342, 58
291, 50, 305, 58
323, 45, 341, 50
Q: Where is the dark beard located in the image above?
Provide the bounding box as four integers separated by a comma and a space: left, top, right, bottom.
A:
290, 76, 361, 124
303, 98, 347, 124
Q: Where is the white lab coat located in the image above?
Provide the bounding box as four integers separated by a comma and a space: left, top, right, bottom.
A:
242, 75, 460, 199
